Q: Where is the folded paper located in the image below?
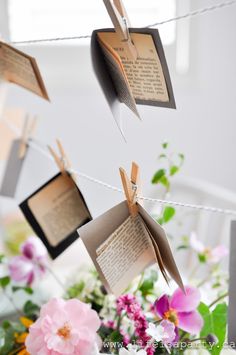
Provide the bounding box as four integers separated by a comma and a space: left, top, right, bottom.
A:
91, 28, 176, 136
20, 172, 92, 259
0, 41, 49, 100
0, 139, 26, 198
79, 200, 183, 296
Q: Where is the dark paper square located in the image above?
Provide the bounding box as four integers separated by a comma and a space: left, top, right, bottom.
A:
20, 172, 92, 259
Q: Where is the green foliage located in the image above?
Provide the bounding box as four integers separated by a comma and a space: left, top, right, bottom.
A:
170, 165, 179, 176
198, 302, 227, 355
139, 270, 158, 297
157, 206, 175, 225
152, 169, 166, 184
66, 281, 85, 298
0, 320, 26, 355
23, 300, 40, 318
12, 286, 34, 295
0, 276, 10, 289
198, 253, 207, 263
152, 143, 184, 226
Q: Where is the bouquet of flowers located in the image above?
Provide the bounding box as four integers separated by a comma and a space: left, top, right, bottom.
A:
0, 144, 231, 355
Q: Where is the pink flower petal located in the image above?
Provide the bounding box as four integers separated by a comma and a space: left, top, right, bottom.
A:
155, 295, 170, 318
170, 286, 201, 312
210, 245, 228, 263
21, 236, 47, 259
178, 310, 203, 334
9, 256, 34, 282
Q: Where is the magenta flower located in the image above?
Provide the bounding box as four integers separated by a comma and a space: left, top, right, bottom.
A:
154, 286, 203, 335
116, 294, 151, 349
26, 298, 101, 355
9, 236, 48, 285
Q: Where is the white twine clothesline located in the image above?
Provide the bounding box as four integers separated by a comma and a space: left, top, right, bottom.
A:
11, 0, 236, 45
26, 139, 236, 218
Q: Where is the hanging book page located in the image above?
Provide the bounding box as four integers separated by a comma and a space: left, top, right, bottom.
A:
79, 200, 183, 296
20, 172, 92, 259
0, 139, 26, 198
91, 27, 176, 130
0, 42, 49, 100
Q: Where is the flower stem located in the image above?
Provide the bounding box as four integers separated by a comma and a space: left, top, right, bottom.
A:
208, 292, 229, 308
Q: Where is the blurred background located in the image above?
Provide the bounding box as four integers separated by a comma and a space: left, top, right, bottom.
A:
0, 0, 236, 314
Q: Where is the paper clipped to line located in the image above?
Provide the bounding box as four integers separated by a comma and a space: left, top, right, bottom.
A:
79, 200, 183, 296
0, 41, 49, 100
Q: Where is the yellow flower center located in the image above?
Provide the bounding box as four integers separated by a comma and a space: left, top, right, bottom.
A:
57, 323, 71, 340
164, 308, 179, 326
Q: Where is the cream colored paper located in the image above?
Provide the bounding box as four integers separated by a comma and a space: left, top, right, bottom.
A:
79, 201, 184, 296
28, 174, 90, 246
0, 42, 49, 100
97, 32, 169, 103
96, 215, 155, 295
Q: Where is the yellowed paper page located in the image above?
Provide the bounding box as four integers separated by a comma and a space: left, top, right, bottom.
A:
28, 174, 90, 246
98, 32, 169, 103
97, 34, 139, 117
96, 215, 155, 295
0, 42, 49, 100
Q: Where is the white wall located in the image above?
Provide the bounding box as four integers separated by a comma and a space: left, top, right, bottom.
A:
1, 0, 236, 218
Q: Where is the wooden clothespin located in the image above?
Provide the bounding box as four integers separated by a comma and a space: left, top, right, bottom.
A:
103, 0, 138, 60
48, 139, 76, 181
19, 115, 37, 159
119, 162, 141, 216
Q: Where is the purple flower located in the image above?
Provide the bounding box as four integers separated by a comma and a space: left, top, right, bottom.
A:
154, 286, 203, 335
9, 236, 48, 285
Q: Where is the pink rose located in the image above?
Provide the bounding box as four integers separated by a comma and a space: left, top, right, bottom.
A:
26, 298, 101, 355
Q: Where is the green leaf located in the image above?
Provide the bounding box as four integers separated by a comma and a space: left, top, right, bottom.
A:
198, 253, 207, 263
109, 330, 123, 348
0, 276, 10, 289
151, 169, 166, 184
158, 154, 167, 159
157, 217, 163, 225
177, 245, 188, 250
140, 279, 154, 296
159, 175, 170, 190
163, 206, 175, 223
0, 255, 5, 263
170, 165, 179, 176
23, 300, 40, 318
199, 302, 227, 355
162, 142, 168, 149
12, 286, 33, 295
179, 153, 185, 164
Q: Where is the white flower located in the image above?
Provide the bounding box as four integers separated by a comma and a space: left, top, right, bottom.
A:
119, 344, 147, 355
146, 322, 165, 342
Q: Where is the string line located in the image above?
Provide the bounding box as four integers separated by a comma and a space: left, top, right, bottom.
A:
25, 139, 236, 217
11, 0, 236, 45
